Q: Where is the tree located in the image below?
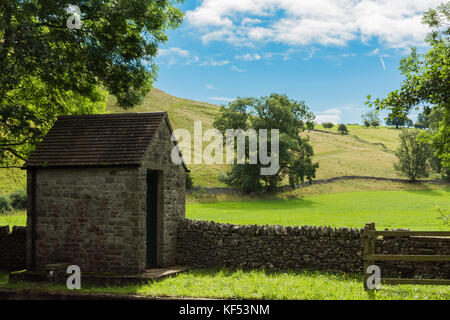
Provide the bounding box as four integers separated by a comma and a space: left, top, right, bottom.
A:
371, 120, 380, 127
386, 113, 412, 129
338, 124, 348, 134
361, 110, 380, 127
367, 3, 449, 180
213, 94, 318, 192
0, 0, 183, 166
322, 122, 334, 128
414, 109, 431, 128
394, 129, 431, 181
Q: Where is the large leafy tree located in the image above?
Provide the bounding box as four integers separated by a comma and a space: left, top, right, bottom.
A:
0, 0, 183, 166
213, 94, 318, 192
367, 3, 450, 180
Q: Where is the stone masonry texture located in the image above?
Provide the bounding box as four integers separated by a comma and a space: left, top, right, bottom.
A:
176, 220, 450, 278
0, 226, 26, 270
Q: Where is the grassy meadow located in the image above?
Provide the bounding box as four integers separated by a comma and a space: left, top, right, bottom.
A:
187, 188, 450, 230
318, 124, 402, 151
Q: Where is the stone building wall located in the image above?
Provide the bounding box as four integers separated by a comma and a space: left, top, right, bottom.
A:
176, 220, 450, 278
27, 167, 142, 273
0, 226, 26, 270
139, 120, 186, 267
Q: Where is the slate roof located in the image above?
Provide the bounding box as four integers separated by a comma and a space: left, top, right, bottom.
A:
24, 112, 188, 171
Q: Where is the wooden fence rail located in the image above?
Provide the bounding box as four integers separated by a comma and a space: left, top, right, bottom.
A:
362, 222, 450, 289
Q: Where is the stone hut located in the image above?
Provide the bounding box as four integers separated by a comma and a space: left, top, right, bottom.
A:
22, 112, 188, 273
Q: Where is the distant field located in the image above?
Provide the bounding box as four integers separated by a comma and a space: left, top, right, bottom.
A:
187, 188, 450, 230
318, 124, 402, 151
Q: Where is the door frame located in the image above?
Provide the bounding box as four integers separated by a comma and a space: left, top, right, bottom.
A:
146, 170, 160, 269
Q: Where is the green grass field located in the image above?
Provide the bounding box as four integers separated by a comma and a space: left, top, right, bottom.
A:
2, 188, 449, 230
0, 269, 448, 300
187, 188, 450, 230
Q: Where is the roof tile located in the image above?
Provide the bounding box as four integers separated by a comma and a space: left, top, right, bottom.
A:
24, 112, 178, 168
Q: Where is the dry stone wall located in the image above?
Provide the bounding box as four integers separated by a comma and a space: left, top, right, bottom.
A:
176, 219, 450, 278
0, 226, 26, 270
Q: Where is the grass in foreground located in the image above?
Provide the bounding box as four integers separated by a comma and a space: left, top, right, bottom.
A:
1, 269, 448, 300
187, 188, 450, 230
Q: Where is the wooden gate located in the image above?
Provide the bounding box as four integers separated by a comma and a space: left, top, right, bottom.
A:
362, 222, 450, 289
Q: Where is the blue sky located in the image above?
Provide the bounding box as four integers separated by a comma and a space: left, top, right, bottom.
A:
153, 0, 441, 124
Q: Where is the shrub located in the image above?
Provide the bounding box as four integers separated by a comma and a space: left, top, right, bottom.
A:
364, 120, 371, 127
394, 129, 431, 181
10, 189, 27, 210
0, 194, 11, 214
322, 122, 334, 128
371, 120, 380, 127
338, 124, 349, 134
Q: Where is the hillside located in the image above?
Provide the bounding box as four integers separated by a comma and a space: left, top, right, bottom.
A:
0, 88, 441, 194
107, 89, 420, 186
106, 88, 229, 187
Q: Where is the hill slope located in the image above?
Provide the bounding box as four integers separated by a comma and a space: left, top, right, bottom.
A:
0, 88, 439, 194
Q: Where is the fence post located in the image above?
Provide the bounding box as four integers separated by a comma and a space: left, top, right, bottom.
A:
363, 222, 376, 290
363, 223, 370, 290
368, 222, 376, 267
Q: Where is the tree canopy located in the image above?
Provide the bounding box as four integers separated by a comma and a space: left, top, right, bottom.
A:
361, 110, 380, 126
386, 114, 413, 129
394, 129, 432, 182
0, 0, 183, 166
366, 3, 450, 179
213, 94, 318, 192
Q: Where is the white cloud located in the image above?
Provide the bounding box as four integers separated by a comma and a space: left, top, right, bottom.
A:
315, 107, 342, 124
200, 59, 230, 66
231, 65, 247, 72
158, 47, 232, 67
186, 0, 441, 48
205, 84, 216, 90
158, 47, 190, 57
316, 114, 341, 124
235, 53, 261, 61
158, 47, 198, 65
208, 97, 235, 102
